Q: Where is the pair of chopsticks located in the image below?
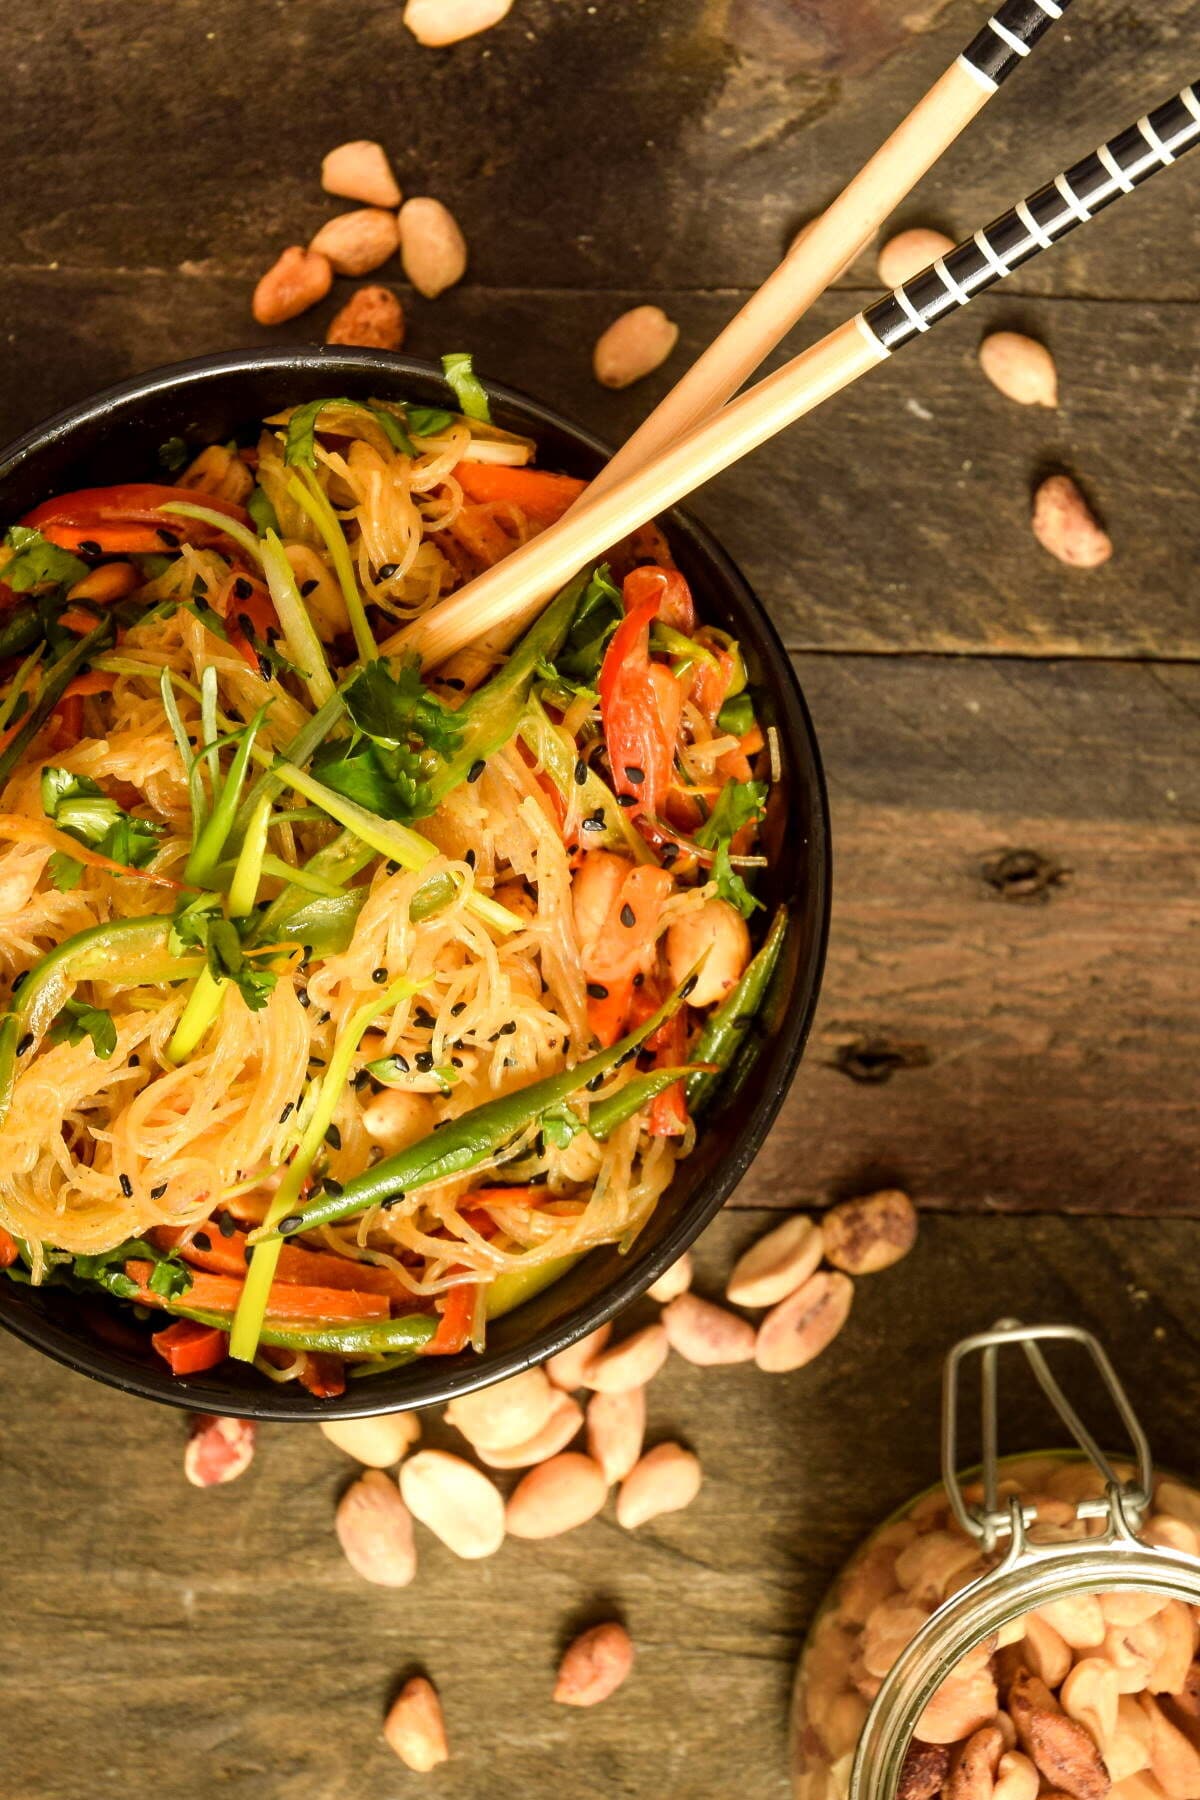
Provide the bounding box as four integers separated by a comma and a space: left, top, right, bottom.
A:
404, 3, 1200, 671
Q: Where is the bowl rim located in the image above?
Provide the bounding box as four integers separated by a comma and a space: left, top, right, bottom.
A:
0, 346, 831, 1418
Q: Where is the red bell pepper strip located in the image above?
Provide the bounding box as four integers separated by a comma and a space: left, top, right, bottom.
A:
424, 1281, 476, 1355
598, 596, 682, 823
622, 564, 696, 634
298, 1353, 346, 1397
126, 1260, 390, 1322
0, 1226, 18, 1268
152, 1223, 413, 1299
20, 484, 250, 556
151, 1318, 229, 1376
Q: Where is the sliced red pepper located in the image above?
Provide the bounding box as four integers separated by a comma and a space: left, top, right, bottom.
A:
20, 484, 250, 556
298, 1353, 346, 1397
151, 1318, 229, 1376
587, 970, 637, 1049
217, 573, 278, 675
627, 977, 690, 1136
623, 564, 696, 635
598, 596, 680, 823
50, 695, 83, 750
0, 1226, 18, 1268
424, 1281, 476, 1355
454, 463, 587, 525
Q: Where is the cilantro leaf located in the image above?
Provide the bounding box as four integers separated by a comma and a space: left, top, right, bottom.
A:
342, 657, 463, 759
314, 739, 430, 820
716, 691, 756, 737
441, 353, 492, 424
406, 406, 455, 438
284, 398, 415, 469
47, 851, 84, 891
41, 766, 165, 872
158, 436, 188, 472
552, 565, 622, 685
204, 918, 277, 1012
696, 780, 767, 918
72, 1236, 193, 1302
2, 526, 89, 595
49, 998, 118, 1059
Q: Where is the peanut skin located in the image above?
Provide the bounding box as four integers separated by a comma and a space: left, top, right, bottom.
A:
384, 1676, 448, 1772
325, 285, 405, 350
554, 1622, 634, 1707
1032, 475, 1113, 570
252, 246, 332, 325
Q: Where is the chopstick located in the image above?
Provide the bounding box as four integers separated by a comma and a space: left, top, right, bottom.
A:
404, 80, 1200, 672
585, 0, 1075, 504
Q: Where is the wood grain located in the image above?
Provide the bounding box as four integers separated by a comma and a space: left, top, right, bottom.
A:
3, 1209, 1199, 1800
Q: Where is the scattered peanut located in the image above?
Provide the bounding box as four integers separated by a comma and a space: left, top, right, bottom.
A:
978, 331, 1059, 407
252, 245, 333, 326
309, 207, 400, 278
616, 1442, 702, 1529
184, 1415, 256, 1487
399, 196, 468, 298
1032, 474, 1113, 570
546, 1322, 611, 1391
1061, 1657, 1121, 1747
399, 1450, 505, 1559
915, 1666, 999, 1745
877, 227, 956, 289
335, 1469, 417, 1587
726, 1214, 824, 1309
593, 305, 680, 390
822, 1189, 918, 1275
554, 1622, 635, 1707
584, 1323, 670, 1393
646, 1251, 693, 1304
403, 0, 513, 47
505, 1452, 608, 1539
474, 1394, 584, 1470
321, 139, 401, 209
660, 1292, 755, 1366
319, 1412, 420, 1468
325, 285, 406, 350
586, 1386, 645, 1486
384, 1676, 449, 1772
754, 1270, 853, 1373
444, 1366, 555, 1449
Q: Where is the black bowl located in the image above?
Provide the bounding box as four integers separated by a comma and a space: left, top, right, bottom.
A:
0, 347, 830, 1418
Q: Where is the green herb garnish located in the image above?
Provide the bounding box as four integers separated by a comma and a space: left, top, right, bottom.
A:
441, 353, 491, 424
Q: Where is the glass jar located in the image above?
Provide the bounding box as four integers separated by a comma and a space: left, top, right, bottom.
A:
792, 1321, 1200, 1800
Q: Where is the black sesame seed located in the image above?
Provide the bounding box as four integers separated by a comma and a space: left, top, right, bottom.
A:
119, 1173, 133, 1197
129, 1053, 140, 1068
562, 1038, 570, 1057
467, 759, 485, 783
567, 843, 579, 856
151, 1182, 168, 1199
78, 539, 102, 557
279, 1101, 294, 1122
413, 1007, 435, 1030
681, 974, 699, 998
217, 1212, 237, 1238
581, 816, 604, 834
450, 1002, 466, 1017
300, 579, 318, 598
500, 1020, 516, 1036
16, 1033, 32, 1056
277, 1214, 304, 1235
11, 971, 27, 992
620, 904, 636, 929
325, 1123, 342, 1150
323, 1177, 343, 1197
632, 972, 645, 988
624, 765, 645, 784
391, 1053, 411, 1074
660, 844, 679, 867
372, 967, 388, 983
451, 1056, 464, 1068
386, 860, 400, 875
464, 848, 476, 869
378, 562, 399, 580
574, 759, 587, 786
415, 1050, 434, 1072
192, 1232, 212, 1252
529, 1171, 550, 1186
298, 990, 311, 1008
266, 626, 281, 645
234, 577, 253, 601
226, 706, 244, 724
354, 1068, 372, 1091
586, 982, 609, 1000
443, 676, 465, 691
586, 1071, 606, 1092
244, 1244, 256, 1263
381, 1192, 405, 1210
156, 528, 181, 548
617, 793, 637, 809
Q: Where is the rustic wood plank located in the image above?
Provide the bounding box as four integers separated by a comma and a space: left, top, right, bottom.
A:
3, 1209, 1196, 1800
0, 275, 1196, 662
734, 653, 1200, 1218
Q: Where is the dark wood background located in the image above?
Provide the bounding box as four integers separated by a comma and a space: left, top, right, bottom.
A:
1, 2, 1197, 1795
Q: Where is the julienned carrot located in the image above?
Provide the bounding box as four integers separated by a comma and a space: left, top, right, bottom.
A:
152, 1225, 412, 1298
454, 463, 587, 525
423, 1281, 475, 1356
125, 1260, 389, 1323
586, 971, 635, 1048
0, 813, 181, 890
151, 1318, 229, 1375
299, 1352, 346, 1397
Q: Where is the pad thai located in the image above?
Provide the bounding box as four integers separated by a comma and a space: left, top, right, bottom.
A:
0, 357, 785, 1396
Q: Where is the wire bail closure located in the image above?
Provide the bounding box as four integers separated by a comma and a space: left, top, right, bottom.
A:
940, 1318, 1154, 1554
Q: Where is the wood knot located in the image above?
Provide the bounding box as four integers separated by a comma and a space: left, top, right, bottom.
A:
831, 1036, 931, 1085
981, 848, 1070, 904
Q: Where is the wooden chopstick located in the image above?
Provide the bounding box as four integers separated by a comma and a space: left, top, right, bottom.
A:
402, 81, 1200, 675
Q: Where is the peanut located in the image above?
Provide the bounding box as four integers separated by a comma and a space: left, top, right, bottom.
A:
473, 1393, 583, 1470
837, 1541, 901, 1629
992, 1751, 1040, 1800
546, 1322, 612, 1391
326, 285, 406, 350
822, 1189, 918, 1275
321, 140, 401, 209
1023, 1614, 1074, 1688
586, 1386, 645, 1486
862, 1597, 932, 1680
309, 208, 400, 278
360, 1086, 435, 1154
319, 1412, 420, 1468
444, 1365, 555, 1449
399, 1450, 505, 1559
616, 1442, 702, 1529
948, 1724, 1005, 1800
505, 1452, 608, 1539
384, 1676, 448, 1772
660, 1291, 755, 1365
1138, 1693, 1200, 1799
399, 196, 468, 298
335, 1469, 417, 1587
978, 331, 1059, 407
252, 245, 332, 326
554, 1622, 634, 1707
1062, 1658, 1121, 1748
646, 1251, 693, 1303
1032, 474, 1113, 570
584, 1323, 670, 1393
1036, 1595, 1107, 1650
1143, 1518, 1200, 1558
1104, 1619, 1170, 1694
915, 1666, 999, 1745
894, 1530, 982, 1605
726, 1215, 824, 1309
593, 306, 680, 390
877, 227, 955, 288
184, 1414, 255, 1487
755, 1270, 853, 1373
1108, 1697, 1155, 1782
1147, 1603, 1196, 1696
403, 0, 513, 46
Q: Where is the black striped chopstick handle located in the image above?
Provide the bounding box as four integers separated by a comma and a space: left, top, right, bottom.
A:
961, 0, 1073, 92
861, 82, 1200, 355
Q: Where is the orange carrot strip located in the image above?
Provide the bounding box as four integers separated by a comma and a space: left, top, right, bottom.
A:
0, 813, 181, 890
125, 1261, 389, 1322
0, 1227, 18, 1268
153, 1225, 411, 1299
454, 463, 587, 525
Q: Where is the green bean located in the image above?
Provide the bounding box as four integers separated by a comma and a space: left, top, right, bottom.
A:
584, 1065, 697, 1141
0, 604, 40, 660
0, 616, 114, 788
170, 1302, 437, 1358
685, 905, 788, 1112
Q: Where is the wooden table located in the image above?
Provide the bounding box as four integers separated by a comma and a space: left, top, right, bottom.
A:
1, 4, 1197, 1795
